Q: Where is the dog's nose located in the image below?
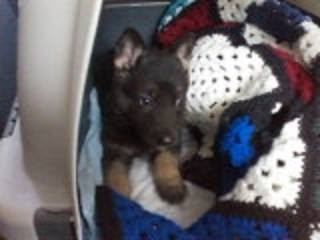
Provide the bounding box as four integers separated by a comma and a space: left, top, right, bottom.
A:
158, 135, 174, 146
163, 136, 173, 144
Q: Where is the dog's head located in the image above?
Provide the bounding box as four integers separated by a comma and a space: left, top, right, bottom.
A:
110, 28, 195, 151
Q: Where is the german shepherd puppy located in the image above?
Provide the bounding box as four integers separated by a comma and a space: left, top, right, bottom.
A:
99, 28, 195, 203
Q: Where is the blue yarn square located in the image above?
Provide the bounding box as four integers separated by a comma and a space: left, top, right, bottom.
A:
112, 192, 197, 240
219, 115, 256, 168
187, 213, 290, 240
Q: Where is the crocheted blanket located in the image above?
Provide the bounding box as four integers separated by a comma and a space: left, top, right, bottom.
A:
96, 1, 320, 239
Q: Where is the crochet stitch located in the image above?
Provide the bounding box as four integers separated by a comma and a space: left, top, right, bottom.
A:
219, 115, 256, 168
97, 187, 292, 240
188, 212, 291, 240
156, 0, 320, 239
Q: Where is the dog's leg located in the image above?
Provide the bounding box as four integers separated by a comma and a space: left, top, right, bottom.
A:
104, 160, 131, 197
180, 127, 199, 163
152, 150, 187, 204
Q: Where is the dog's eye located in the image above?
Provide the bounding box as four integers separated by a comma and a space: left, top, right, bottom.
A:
138, 95, 152, 106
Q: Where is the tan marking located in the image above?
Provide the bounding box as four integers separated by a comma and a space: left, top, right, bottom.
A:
105, 161, 131, 197
152, 150, 183, 187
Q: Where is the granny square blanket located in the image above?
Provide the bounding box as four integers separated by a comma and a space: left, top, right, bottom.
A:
96, 1, 320, 240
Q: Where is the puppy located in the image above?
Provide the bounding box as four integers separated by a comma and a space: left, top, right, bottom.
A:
98, 28, 194, 204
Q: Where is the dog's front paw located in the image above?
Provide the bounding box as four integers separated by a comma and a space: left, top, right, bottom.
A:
199, 135, 214, 158
156, 178, 187, 204
152, 150, 187, 204
105, 161, 131, 197
199, 146, 214, 158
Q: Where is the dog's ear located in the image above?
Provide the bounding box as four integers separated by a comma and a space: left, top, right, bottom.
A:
114, 28, 145, 70
172, 32, 196, 70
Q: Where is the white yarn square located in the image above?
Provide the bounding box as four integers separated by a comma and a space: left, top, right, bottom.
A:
221, 118, 305, 210
186, 33, 279, 157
